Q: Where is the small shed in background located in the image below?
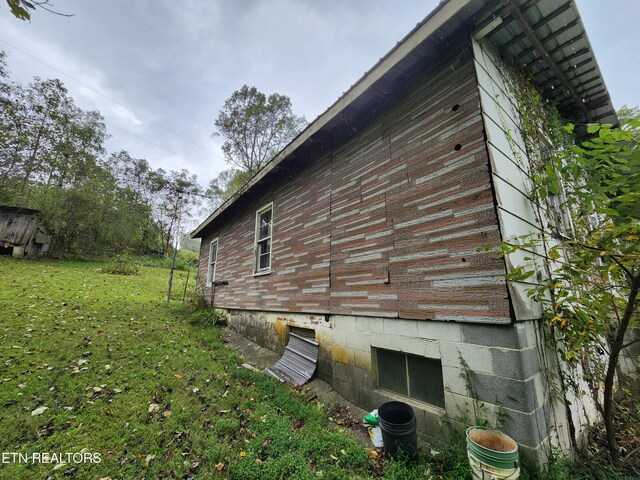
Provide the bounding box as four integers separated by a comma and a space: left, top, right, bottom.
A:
0, 206, 51, 257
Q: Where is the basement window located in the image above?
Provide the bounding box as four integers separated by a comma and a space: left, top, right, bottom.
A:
376, 348, 445, 408
254, 203, 273, 275
206, 238, 218, 286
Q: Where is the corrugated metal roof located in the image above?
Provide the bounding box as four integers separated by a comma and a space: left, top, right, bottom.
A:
267, 332, 319, 386
192, 0, 616, 238
482, 0, 616, 125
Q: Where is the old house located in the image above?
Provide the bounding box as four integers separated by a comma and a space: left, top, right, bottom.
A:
192, 0, 616, 461
0, 206, 50, 257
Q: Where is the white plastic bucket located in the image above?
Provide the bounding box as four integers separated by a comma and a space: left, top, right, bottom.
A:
468, 452, 520, 479
466, 427, 520, 479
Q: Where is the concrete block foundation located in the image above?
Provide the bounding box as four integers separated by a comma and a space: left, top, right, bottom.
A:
226, 308, 568, 460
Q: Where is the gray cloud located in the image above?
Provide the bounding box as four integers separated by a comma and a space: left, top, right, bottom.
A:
0, 0, 637, 191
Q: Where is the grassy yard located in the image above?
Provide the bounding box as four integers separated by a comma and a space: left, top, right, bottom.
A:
0, 257, 379, 479
0, 257, 633, 480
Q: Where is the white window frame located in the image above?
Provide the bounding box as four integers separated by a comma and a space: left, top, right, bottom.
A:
206, 238, 218, 286
253, 202, 273, 275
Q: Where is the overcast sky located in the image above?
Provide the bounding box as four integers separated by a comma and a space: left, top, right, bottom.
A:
1, 0, 638, 194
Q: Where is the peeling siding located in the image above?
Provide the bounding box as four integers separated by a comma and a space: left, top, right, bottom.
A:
200, 42, 511, 325
472, 37, 550, 322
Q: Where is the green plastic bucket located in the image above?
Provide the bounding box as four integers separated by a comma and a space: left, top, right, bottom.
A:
466, 427, 520, 479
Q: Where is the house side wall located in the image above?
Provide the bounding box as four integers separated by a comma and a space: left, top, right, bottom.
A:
199, 41, 511, 325
198, 155, 333, 313
194, 40, 560, 462
472, 37, 598, 453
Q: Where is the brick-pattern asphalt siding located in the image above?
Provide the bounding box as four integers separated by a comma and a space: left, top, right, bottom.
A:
198, 42, 510, 324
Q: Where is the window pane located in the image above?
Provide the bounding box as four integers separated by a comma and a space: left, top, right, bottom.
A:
407, 355, 445, 408
377, 349, 408, 396
259, 252, 270, 270
210, 243, 217, 264
255, 205, 273, 273
259, 210, 272, 240
258, 239, 270, 255
257, 239, 271, 270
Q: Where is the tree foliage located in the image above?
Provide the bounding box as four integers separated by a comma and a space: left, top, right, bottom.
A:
0, 51, 201, 256
205, 168, 247, 209
501, 109, 640, 463
213, 85, 307, 177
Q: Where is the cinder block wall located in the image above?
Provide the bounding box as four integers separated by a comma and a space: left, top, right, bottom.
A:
227, 309, 556, 461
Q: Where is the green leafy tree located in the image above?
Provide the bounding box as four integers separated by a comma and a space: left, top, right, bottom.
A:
0, 51, 206, 257
205, 168, 247, 208
213, 85, 307, 177
502, 110, 640, 462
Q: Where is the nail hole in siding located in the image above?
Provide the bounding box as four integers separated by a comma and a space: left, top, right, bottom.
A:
451, 104, 460, 112
461, 258, 466, 262
454, 144, 462, 151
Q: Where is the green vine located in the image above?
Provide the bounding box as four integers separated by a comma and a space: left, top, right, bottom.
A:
485, 41, 640, 464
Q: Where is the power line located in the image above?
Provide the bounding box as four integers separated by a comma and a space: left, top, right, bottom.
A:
104, 121, 182, 157
0, 37, 226, 163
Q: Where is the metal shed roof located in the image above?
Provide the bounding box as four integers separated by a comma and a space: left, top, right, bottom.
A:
192, 0, 616, 238
0, 206, 41, 215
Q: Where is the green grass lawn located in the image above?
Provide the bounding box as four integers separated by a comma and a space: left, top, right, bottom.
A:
0, 257, 379, 479
1, 257, 632, 480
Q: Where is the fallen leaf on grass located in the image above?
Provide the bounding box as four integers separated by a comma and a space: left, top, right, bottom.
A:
162, 411, 172, 418
148, 403, 160, 413
215, 462, 224, 471
239, 451, 246, 457
144, 454, 155, 466
18, 383, 27, 389
31, 406, 48, 416
92, 387, 102, 393
255, 458, 263, 465
174, 374, 183, 379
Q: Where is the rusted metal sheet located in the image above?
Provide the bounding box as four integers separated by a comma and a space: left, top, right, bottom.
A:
0, 209, 39, 247
267, 333, 319, 386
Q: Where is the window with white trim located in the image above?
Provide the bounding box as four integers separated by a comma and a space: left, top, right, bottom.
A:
254, 203, 273, 274
206, 238, 218, 286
